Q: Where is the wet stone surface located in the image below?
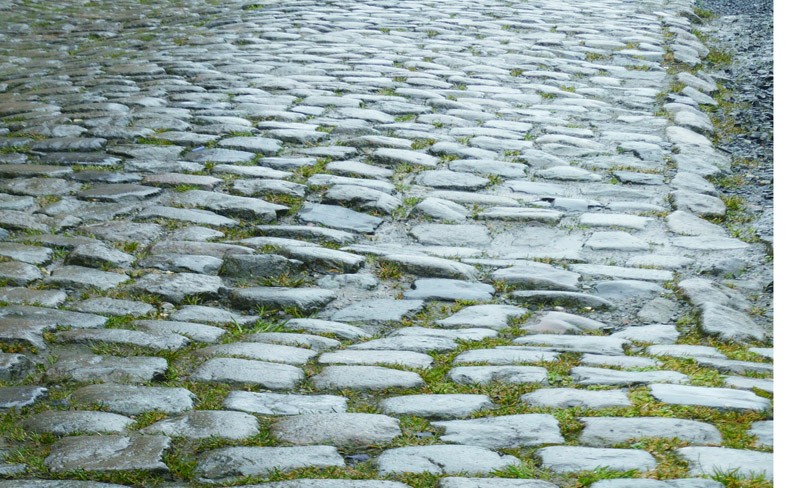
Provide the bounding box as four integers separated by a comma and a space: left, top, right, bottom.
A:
0, 0, 773, 485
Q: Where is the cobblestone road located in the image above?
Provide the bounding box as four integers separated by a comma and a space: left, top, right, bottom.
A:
0, 0, 773, 487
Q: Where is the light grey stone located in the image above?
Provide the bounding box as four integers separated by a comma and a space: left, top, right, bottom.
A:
224, 391, 348, 416
331, 299, 425, 324
200, 342, 317, 365
513, 335, 628, 355
231, 287, 335, 313
649, 384, 771, 410
572, 367, 688, 386
748, 420, 772, 447
453, 347, 559, 365
71, 298, 155, 317
449, 366, 548, 385
0, 386, 48, 409
141, 410, 259, 440
23, 411, 134, 435
319, 350, 433, 368
537, 446, 657, 473
380, 254, 478, 280
724, 376, 773, 393
284, 318, 370, 340
410, 224, 491, 247
298, 204, 383, 233
579, 417, 721, 446
414, 197, 470, 221
610, 324, 679, 345
273, 413, 400, 447
677, 447, 772, 480
581, 354, 659, 369
381, 394, 493, 419
132, 272, 223, 303
432, 414, 564, 448
170, 305, 258, 325
197, 446, 344, 480
46, 266, 128, 291
54, 329, 188, 351
133, 320, 225, 343
47, 355, 168, 383
313, 366, 424, 390
585, 231, 649, 251
249, 332, 340, 351
511, 291, 614, 309
437, 304, 528, 330
0, 353, 32, 381
70, 385, 194, 415
521, 388, 631, 409
404, 279, 494, 302
45, 435, 170, 473
192, 358, 304, 389
439, 479, 557, 488
701, 303, 766, 341
377, 445, 521, 475
492, 264, 580, 291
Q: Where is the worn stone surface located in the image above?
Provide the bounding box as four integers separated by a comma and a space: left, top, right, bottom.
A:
45, 435, 170, 473
273, 413, 401, 447
377, 446, 521, 475
0, 0, 774, 485
538, 446, 657, 473
197, 446, 345, 480
677, 447, 772, 480
70, 385, 195, 415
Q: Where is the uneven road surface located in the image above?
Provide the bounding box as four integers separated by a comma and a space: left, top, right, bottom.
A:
0, 0, 773, 487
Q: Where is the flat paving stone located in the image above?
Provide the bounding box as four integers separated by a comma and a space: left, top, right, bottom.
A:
578, 417, 722, 446
284, 318, 370, 340
453, 347, 559, 365
521, 388, 632, 409
319, 350, 433, 368
748, 420, 773, 447
537, 446, 657, 473
257, 482, 411, 488
0, 386, 48, 409
298, 203, 383, 233
0, 353, 33, 381
348, 335, 457, 353
273, 413, 400, 447
432, 414, 564, 449
331, 299, 424, 324
436, 304, 528, 330
191, 358, 304, 389
492, 264, 580, 291
404, 279, 494, 301
133, 320, 225, 343
313, 366, 424, 390
141, 410, 260, 440
449, 366, 548, 385
249, 332, 340, 351
512, 335, 628, 355
200, 342, 317, 365
700, 302, 766, 342
70, 385, 194, 415
440, 479, 557, 488
47, 355, 167, 383
381, 394, 493, 419
132, 272, 223, 303
54, 329, 189, 352
46, 266, 128, 290
380, 255, 478, 280
649, 384, 771, 411
231, 287, 335, 313
511, 290, 614, 309
589, 480, 723, 488
677, 447, 772, 480
197, 446, 344, 480
224, 391, 348, 415
23, 411, 134, 435
377, 445, 521, 475
71, 298, 155, 317
45, 435, 170, 473
572, 367, 688, 386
